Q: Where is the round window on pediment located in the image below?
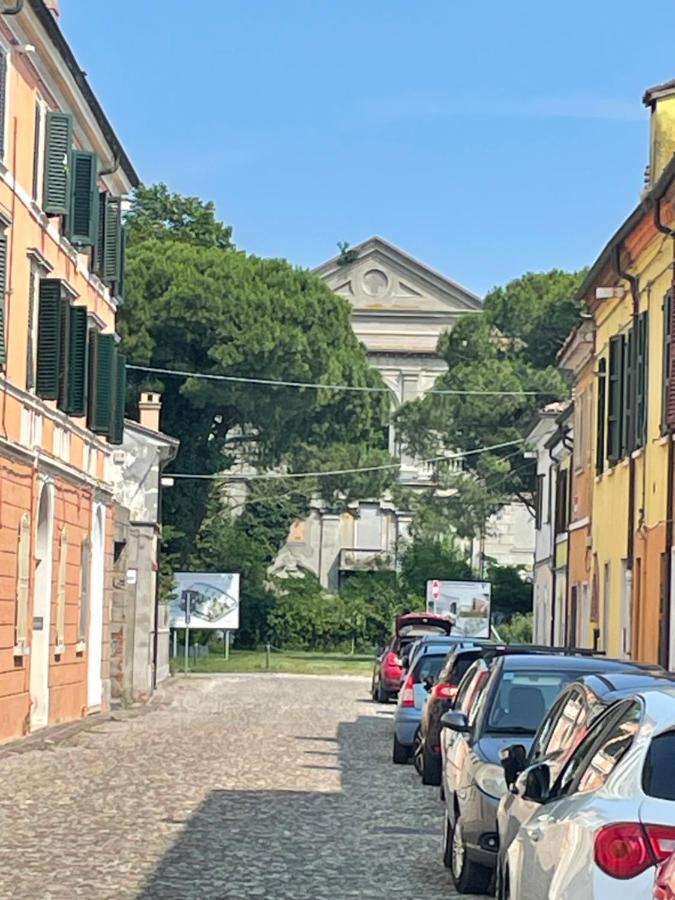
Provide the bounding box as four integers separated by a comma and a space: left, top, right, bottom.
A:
362, 268, 389, 297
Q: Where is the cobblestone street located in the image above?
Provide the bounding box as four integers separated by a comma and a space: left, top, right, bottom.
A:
0, 674, 486, 900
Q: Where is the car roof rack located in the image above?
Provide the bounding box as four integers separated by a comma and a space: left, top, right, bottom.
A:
480, 644, 606, 661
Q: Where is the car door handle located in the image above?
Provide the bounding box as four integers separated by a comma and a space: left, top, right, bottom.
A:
526, 827, 543, 843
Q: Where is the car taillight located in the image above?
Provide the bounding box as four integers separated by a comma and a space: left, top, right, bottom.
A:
646, 825, 675, 864
595, 823, 653, 879
594, 823, 675, 880
432, 682, 458, 701
400, 672, 415, 707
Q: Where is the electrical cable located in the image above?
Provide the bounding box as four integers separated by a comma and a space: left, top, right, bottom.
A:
126, 363, 556, 398
166, 438, 525, 482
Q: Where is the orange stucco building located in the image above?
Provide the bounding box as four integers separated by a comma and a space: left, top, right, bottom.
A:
0, 0, 137, 741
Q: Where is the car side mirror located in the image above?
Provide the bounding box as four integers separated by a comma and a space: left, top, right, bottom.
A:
440, 710, 470, 734
516, 763, 551, 804
423, 676, 434, 691
499, 743, 528, 789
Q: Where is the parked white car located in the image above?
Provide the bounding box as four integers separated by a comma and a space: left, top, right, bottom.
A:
502, 687, 675, 900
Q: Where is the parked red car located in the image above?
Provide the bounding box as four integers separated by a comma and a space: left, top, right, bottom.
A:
655, 853, 675, 900
371, 612, 453, 703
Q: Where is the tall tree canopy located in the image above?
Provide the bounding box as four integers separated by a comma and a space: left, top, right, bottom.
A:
395, 268, 585, 538
120, 184, 395, 567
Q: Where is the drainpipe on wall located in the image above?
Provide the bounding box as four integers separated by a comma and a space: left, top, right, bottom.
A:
562, 428, 574, 648
654, 197, 675, 667
1, 1, 24, 14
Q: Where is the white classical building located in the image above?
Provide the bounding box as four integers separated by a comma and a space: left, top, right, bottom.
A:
272, 237, 535, 591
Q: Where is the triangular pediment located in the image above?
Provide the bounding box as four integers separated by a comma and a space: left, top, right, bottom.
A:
313, 236, 482, 315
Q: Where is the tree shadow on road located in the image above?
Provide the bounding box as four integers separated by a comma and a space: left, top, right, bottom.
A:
136, 709, 460, 900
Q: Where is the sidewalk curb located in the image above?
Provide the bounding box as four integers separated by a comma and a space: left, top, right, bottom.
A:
0, 680, 181, 760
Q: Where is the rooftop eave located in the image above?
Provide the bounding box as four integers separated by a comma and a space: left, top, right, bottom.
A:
26, 0, 139, 188
577, 151, 675, 306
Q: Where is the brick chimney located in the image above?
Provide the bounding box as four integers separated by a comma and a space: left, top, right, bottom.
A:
44, 0, 59, 17
643, 79, 675, 187
139, 391, 162, 432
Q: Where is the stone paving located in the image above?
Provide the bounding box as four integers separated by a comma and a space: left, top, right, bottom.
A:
0, 674, 486, 899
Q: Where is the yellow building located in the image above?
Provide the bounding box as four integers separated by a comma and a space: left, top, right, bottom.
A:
576, 79, 675, 664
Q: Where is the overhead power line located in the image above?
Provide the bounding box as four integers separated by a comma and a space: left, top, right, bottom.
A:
166, 439, 525, 483
126, 363, 553, 398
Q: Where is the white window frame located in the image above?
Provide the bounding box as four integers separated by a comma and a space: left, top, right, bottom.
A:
0, 35, 11, 169
32, 94, 47, 206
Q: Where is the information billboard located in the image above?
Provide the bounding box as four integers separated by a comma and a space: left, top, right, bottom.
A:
425, 580, 491, 637
169, 572, 240, 630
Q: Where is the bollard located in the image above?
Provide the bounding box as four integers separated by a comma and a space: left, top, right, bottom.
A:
265, 643, 271, 670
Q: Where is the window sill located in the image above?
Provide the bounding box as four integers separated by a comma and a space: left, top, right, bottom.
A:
13, 644, 30, 658
75, 640, 85, 654
631, 448, 644, 460
54, 643, 65, 657
655, 435, 672, 446
60, 236, 78, 264
619, 457, 630, 468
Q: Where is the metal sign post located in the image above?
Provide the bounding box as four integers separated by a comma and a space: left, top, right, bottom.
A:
183, 591, 192, 676
224, 630, 230, 661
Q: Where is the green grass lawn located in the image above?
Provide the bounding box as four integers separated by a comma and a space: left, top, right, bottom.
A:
171, 648, 374, 677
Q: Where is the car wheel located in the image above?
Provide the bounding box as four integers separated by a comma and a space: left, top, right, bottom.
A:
376, 682, 390, 704
421, 744, 442, 786
442, 810, 454, 869
450, 814, 492, 894
412, 732, 424, 776
392, 733, 409, 764
498, 866, 510, 900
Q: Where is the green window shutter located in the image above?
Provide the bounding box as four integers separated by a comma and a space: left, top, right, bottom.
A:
93, 190, 107, 276
103, 195, 122, 284
89, 332, 114, 434
622, 328, 635, 455
636, 312, 649, 448
0, 232, 7, 369
65, 306, 88, 416
36, 279, 65, 400
109, 351, 126, 445
43, 111, 73, 216
87, 328, 98, 427
117, 226, 127, 302
35, 278, 66, 400
596, 358, 607, 474
67, 150, 98, 245
607, 335, 624, 464
56, 298, 71, 411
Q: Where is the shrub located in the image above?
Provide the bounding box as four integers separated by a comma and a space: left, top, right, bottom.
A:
497, 612, 533, 643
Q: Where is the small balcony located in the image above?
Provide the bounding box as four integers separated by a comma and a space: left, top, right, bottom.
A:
339, 548, 395, 572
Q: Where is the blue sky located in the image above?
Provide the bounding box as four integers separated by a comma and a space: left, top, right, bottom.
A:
63, 0, 675, 296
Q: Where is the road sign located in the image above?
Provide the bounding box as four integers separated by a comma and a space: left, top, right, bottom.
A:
431, 579, 440, 600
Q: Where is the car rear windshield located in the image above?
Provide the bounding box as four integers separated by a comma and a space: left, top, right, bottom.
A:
643, 730, 675, 800
448, 655, 478, 685
414, 654, 447, 684
485, 671, 576, 735
399, 624, 449, 637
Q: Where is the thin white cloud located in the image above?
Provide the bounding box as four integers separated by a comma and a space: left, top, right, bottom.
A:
365, 95, 645, 123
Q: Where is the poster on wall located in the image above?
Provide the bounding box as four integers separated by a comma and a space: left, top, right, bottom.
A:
169, 573, 240, 631
426, 580, 491, 637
